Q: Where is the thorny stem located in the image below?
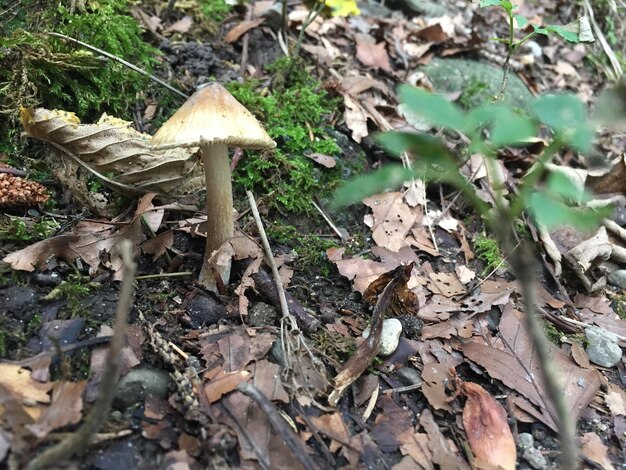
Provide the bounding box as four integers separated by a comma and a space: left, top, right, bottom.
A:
26, 239, 137, 470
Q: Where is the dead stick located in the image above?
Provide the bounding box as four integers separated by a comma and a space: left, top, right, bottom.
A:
26, 239, 137, 470
237, 382, 320, 470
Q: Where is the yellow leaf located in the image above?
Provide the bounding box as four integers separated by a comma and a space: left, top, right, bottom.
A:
325, 0, 360, 16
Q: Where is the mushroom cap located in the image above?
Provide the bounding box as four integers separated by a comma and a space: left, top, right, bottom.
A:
151, 83, 276, 151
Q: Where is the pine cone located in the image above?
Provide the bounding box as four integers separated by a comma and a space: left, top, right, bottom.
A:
0, 172, 49, 208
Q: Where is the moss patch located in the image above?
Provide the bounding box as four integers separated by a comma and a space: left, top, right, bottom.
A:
227, 57, 364, 214
473, 234, 506, 275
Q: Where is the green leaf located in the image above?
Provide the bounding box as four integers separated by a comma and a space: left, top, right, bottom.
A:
330, 165, 414, 208
397, 85, 467, 131
490, 113, 536, 146
530, 94, 592, 152
528, 192, 611, 230
514, 14, 529, 28
467, 104, 536, 146
546, 23, 579, 43
479, 0, 505, 6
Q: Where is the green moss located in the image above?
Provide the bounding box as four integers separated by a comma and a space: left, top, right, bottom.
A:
543, 321, 563, 345
0, 330, 6, 357
614, 295, 626, 320
198, 0, 232, 22
267, 223, 338, 274
226, 57, 353, 214
1, 0, 160, 164
44, 273, 99, 318
473, 234, 506, 275
0, 216, 60, 243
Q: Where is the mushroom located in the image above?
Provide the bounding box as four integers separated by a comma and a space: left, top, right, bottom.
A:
151, 83, 276, 289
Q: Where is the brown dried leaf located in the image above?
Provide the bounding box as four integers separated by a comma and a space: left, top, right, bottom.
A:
27, 381, 86, 438
142, 230, 174, 261
224, 19, 264, 43
3, 193, 157, 279
305, 153, 336, 168
355, 34, 391, 72
459, 380, 516, 470
364, 192, 418, 252
420, 409, 470, 469
371, 395, 414, 452
0, 364, 54, 405
343, 94, 369, 143
426, 272, 466, 297
247, 360, 289, 403
581, 432, 616, 470
21, 108, 203, 196
460, 304, 601, 431
203, 368, 251, 404
164, 15, 193, 34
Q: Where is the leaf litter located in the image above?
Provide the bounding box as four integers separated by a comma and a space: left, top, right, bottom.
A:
2, 0, 626, 468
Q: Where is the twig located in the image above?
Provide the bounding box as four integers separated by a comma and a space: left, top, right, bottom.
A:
135, 271, 194, 280
45, 32, 189, 100
240, 5, 253, 76
311, 199, 348, 242
237, 382, 320, 470
26, 239, 137, 470
247, 191, 290, 322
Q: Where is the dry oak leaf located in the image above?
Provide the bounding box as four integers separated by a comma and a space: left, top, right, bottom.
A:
364, 192, 418, 252
0, 364, 55, 405
343, 94, 369, 143
20, 107, 203, 196
26, 380, 86, 439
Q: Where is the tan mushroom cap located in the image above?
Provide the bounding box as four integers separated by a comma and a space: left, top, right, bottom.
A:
151, 82, 276, 151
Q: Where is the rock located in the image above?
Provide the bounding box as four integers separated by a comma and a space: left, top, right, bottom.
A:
114, 365, 170, 410
517, 432, 534, 451
186, 294, 225, 328
397, 366, 422, 387
608, 269, 626, 290
522, 447, 547, 470
248, 302, 278, 327
417, 58, 533, 109
397, 315, 423, 340
1, 285, 37, 317
585, 326, 622, 368
363, 318, 403, 356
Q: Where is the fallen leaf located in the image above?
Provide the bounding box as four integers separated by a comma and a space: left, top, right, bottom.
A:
355, 34, 391, 72
27, 381, 86, 438
20, 108, 203, 196
343, 94, 369, 143
458, 380, 516, 470
460, 303, 601, 431
305, 153, 336, 168
224, 19, 264, 43
581, 432, 616, 470
164, 15, 193, 34
203, 368, 251, 404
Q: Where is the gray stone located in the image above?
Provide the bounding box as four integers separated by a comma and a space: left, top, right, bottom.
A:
186, 294, 225, 327
417, 58, 533, 109
1, 285, 37, 317
517, 432, 534, 451
248, 302, 278, 327
608, 269, 626, 290
114, 365, 170, 410
363, 318, 402, 356
586, 326, 623, 368
522, 447, 547, 469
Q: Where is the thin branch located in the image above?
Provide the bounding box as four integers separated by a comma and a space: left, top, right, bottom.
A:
27, 239, 137, 470
45, 32, 189, 100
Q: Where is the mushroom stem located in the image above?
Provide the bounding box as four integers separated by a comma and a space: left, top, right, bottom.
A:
199, 143, 233, 288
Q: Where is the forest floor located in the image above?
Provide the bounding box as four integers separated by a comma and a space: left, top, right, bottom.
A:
1, 0, 626, 468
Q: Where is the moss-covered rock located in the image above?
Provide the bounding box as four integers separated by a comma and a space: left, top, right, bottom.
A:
419, 58, 533, 109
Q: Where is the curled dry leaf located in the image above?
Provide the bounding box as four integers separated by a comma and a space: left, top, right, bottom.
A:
20, 107, 204, 196
455, 378, 516, 470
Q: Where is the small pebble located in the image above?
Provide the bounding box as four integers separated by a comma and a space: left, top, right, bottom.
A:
363, 318, 402, 356
523, 448, 548, 470
585, 326, 622, 368
517, 432, 534, 451
608, 269, 626, 290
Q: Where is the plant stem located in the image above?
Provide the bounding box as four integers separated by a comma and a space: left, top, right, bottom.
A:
27, 239, 137, 470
